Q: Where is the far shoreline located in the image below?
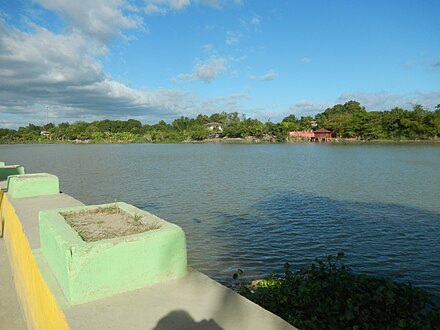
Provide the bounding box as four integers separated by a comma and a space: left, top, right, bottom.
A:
1, 138, 440, 146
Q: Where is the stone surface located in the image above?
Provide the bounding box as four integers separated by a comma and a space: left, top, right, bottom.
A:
40, 202, 188, 305
7, 173, 60, 199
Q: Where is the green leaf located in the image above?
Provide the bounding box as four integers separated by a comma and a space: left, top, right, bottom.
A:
398, 319, 407, 328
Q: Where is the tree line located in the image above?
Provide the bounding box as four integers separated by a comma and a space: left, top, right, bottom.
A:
1, 101, 439, 143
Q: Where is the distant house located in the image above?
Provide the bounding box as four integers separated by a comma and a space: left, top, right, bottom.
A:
205, 122, 224, 138
313, 128, 333, 141
40, 130, 51, 137
289, 129, 334, 141
205, 122, 224, 132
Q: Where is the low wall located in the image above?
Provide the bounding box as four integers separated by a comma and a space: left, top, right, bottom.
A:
0, 169, 295, 330
0, 172, 187, 327
7, 173, 59, 199
0, 166, 25, 179
0, 190, 69, 330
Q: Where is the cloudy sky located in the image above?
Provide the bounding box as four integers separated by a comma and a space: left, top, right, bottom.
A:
1, 0, 439, 128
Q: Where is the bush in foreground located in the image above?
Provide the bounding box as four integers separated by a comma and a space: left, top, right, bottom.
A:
234, 253, 440, 329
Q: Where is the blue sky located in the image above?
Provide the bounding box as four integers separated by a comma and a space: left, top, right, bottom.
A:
0, 0, 439, 128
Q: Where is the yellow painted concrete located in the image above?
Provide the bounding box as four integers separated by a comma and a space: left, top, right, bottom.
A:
0, 191, 69, 330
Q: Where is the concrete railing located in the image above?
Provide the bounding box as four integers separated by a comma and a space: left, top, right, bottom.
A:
0, 161, 295, 330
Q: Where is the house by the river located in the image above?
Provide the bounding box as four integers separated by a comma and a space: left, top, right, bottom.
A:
289, 129, 334, 142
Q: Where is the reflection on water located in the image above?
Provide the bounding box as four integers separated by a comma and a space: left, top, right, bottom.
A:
1, 143, 439, 295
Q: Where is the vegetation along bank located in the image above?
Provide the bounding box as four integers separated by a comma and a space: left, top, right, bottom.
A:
1, 101, 440, 144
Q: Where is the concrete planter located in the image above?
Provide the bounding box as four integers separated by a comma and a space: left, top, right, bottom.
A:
39, 202, 187, 305
7, 173, 59, 199
0, 165, 25, 180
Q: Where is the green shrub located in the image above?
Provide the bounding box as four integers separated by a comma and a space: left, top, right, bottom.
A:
235, 253, 440, 330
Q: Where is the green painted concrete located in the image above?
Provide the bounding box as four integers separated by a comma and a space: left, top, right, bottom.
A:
7, 173, 60, 199
39, 202, 188, 305
0, 166, 25, 180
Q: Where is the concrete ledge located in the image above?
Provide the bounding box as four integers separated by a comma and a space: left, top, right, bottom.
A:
65, 269, 295, 330
0, 238, 27, 330
40, 202, 188, 305
0, 166, 25, 180
7, 173, 60, 199
0, 192, 69, 329
1, 180, 296, 329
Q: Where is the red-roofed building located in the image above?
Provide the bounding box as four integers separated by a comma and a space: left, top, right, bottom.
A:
289, 129, 334, 141
313, 129, 333, 141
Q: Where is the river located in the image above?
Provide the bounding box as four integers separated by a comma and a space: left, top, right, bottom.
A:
1, 143, 439, 295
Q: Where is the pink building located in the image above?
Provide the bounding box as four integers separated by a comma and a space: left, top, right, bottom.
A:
289, 129, 334, 141
288, 131, 315, 138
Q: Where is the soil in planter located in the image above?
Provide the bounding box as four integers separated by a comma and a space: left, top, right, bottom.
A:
61, 205, 161, 242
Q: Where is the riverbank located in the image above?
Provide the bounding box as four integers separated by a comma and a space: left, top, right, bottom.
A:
1, 137, 440, 145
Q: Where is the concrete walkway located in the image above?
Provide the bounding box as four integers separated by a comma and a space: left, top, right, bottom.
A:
0, 239, 27, 330
2, 189, 296, 330
65, 269, 294, 330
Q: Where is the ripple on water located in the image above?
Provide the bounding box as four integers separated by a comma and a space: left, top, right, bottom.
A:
0, 143, 439, 296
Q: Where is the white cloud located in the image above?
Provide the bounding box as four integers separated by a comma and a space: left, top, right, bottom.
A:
37, 0, 143, 43
202, 43, 215, 54
225, 31, 241, 45
144, 0, 226, 14
248, 70, 278, 81
144, 0, 190, 14
336, 92, 440, 111
301, 56, 311, 63
144, 3, 168, 14
240, 14, 262, 32
174, 56, 228, 83
251, 15, 260, 26
0, 21, 104, 89
0, 16, 240, 127
285, 92, 440, 119
286, 100, 330, 118
200, 0, 222, 8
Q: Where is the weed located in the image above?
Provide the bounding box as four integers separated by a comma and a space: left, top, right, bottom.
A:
235, 253, 440, 330
133, 212, 143, 222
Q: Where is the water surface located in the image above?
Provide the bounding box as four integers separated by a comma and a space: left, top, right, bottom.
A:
1, 143, 439, 295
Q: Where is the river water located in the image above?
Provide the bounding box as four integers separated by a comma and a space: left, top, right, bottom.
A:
1, 143, 439, 295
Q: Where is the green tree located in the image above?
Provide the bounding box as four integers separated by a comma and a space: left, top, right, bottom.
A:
281, 114, 300, 131
316, 101, 367, 138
